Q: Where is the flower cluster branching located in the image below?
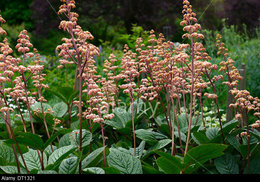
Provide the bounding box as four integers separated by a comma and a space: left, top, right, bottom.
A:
0, 0, 259, 175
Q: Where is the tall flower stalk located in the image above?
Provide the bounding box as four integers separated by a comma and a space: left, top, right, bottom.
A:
57, 0, 100, 173
0, 15, 30, 173
119, 45, 140, 156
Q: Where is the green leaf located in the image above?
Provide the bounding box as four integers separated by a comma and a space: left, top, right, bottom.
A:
83, 167, 105, 174
206, 127, 220, 140
58, 133, 72, 148
19, 149, 47, 172
156, 157, 181, 174
239, 143, 259, 159
221, 119, 239, 135
106, 107, 131, 130
47, 145, 76, 166
44, 145, 57, 157
135, 129, 167, 144
48, 87, 78, 104
0, 144, 15, 165
37, 170, 57, 174
155, 152, 182, 174
31, 102, 52, 114
103, 167, 121, 174
81, 146, 105, 169
174, 131, 186, 142
107, 148, 142, 174
59, 156, 78, 174
5, 132, 44, 151
226, 135, 241, 152
177, 113, 200, 133
0, 166, 27, 174
183, 143, 228, 174
148, 139, 171, 151
53, 102, 68, 117
155, 151, 183, 170
70, 129, 92, 147
46, 146, 77, 171
142, 161, 162, 174
143, 139, 172, 158
214, 153, 239, 174
128, 99, 146, 117
44, 129, 72, 149
192, 131, 210, 144
243, 156, 260, 174
129, 141, 145, 158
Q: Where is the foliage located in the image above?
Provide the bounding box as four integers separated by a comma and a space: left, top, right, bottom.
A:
203, 22, 260, 98
0, 0, 259, 176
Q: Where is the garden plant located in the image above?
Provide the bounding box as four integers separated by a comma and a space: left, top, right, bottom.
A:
0, 0, 259, 175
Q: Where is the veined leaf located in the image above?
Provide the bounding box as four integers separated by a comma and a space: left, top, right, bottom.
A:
103, 167, 121, 174
143, 139, 171, 159
142, 161, 162, 174
135, 129, 167, 144
81, 146, 105, 169
47, 145, 76, 166
206, 127, 220, 140
155, 151, 182, 174
48, 87, 78, 104
31, 102, 52, 114
220, 119, 239, 135
58, 133, 72, 148
129, 141, 145, 158
156, 157, 180, 174
83, 167, 105, 174
19, 149, 47, 171
44, 128, 72, 149
226, 135, 241, 152
70, 129, 92, 147
5, 132, 44, 151
53, 102, 68, 117
37, 170, 57, 174
192, 131, 210, 144
106, 107, 131, 130
107, 148, 142, 174
0, 166, 27, 174
59, 156, 78, 174
0, 144, 15, 165
155, 151, 183, 170
214, 153, 239, 174
183, 143, 228, 174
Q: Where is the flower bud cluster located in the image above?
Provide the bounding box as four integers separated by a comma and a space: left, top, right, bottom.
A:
0, 15, 7, 35
217, 34, 242, 88
15, 30, 33, 59
57, 0, 115, 127
99, 54, 120, 107
215, 33, 259, 129
181, 0, 204, 41
82, 78, 114, 124
230, 88, 260, 110
119, 45, 140, 98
